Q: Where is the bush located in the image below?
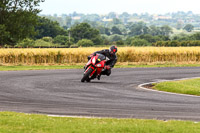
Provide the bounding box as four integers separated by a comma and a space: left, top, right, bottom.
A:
77, 39, 94, 47
136, 34, 162, 43
15, 38, 71, 48
131, 39, 150, 46
15, 38, 35, 48
103, 39, 111, 45
116, 40, 125, 45
152, 40, 200, 47
53, 35, 68, 45
109, 34, 123, 42
42, 37, 53, 42
34, 39, 54, 48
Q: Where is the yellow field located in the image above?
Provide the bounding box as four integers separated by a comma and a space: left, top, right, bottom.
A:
0, 47, 200, 65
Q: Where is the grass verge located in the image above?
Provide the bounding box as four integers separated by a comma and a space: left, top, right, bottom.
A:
152, 78, 200, 96
0, 65, 83, 71
1, 63, 200, 71
0, 112, 200, 133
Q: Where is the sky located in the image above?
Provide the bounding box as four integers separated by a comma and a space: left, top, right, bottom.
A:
39, 0, 200, 15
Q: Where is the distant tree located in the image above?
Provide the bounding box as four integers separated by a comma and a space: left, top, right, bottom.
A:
149, 25, 161, 36
33, 39, 54, 48
136, 34, 162, 43
53, 35, 69, 45
97, 26, 111, 35
42, 37, 53, 42
109, 34, 123, 42
89, 14, 101, 21
129, 22, 149, 36
105, 28, 111, 35
183, 24, 194, 32
82, 20, 99, 28
120, 12, 130, 18
97, 26, 106, 34
70, 23, 103, 45
108, 12, 117, 19
72, 21, 80, 27
0, 25, 10, 45
71, 11, 78, 17
190, 32, 200, 40
35, 17, 67, 39
125, 37, 135, 45
176, 22, 183, 30
101, 34, 111, 45
103, 39, 111, 45
15, 38, 35, 48
172, 33, 190, 41
160, 25, 173, 36
77, 39, 94, 47
0, 0, 45, 45
65, 16, 72, 28
131, 39, 150, 46
111, 26, 122, 35
116, 40, 125, 45
113, 18, 123, 25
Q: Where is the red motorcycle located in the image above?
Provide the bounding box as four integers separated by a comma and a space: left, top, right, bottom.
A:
81, 54, 106, 82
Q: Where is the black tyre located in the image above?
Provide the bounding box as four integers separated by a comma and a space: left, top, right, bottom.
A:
81, 68, 93, 82
86, 78, 91, 82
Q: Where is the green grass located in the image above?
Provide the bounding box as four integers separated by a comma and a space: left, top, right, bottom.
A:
0, 65, 83, 71
153, 78, 200, 96
0, 112, 200, 133
1, 63, 200, 71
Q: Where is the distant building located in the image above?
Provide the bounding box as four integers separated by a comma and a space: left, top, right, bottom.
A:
102, 18, 113, 22
72, 16, 81, 20
153, 15, 172, 20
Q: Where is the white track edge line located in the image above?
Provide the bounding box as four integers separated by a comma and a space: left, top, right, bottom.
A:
138, 77, 200, 98
47, 114, 102, 118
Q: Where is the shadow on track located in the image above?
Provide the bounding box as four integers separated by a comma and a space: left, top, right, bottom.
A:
81, 81, 113, 84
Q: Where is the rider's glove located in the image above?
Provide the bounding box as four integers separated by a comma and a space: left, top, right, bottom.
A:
104, 65, 111, 70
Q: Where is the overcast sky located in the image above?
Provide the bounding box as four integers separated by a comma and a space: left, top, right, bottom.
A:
39, 0, 200, 15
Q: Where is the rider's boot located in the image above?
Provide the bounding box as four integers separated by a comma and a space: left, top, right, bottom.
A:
97, 74, 101, 80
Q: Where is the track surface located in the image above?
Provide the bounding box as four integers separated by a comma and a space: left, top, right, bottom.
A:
0, 67, 200, 121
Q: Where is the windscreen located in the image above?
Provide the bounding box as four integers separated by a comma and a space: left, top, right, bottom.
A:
96, 53, 106, 61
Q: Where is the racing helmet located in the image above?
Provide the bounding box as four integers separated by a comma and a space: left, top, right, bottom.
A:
109, 45, 118, 54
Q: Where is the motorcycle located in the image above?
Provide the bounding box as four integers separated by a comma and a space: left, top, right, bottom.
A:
81, 54, 106, 82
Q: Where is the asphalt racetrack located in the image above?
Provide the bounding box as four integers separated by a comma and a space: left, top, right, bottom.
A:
0, 67, 200, 121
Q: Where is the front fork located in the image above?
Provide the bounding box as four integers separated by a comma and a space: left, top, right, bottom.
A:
84, 65, 96, 78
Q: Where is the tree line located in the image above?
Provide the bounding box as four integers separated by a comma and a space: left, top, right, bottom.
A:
1, 0, 200, 48
43, 11, 200, 30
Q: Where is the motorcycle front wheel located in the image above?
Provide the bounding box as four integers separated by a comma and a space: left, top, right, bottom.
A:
81, 68, 93, 82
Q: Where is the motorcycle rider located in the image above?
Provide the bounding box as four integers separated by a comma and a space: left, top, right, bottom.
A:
87, 45, 118, 80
